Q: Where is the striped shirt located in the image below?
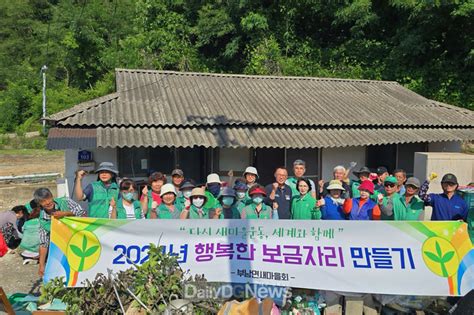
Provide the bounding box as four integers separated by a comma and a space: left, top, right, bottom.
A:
39, 198, 85, 248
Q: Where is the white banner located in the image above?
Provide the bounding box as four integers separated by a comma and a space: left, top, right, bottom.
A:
45, 218, 474, 296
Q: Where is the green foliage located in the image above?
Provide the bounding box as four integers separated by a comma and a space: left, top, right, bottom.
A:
0, 0, 472, 134
40, 243, 221, 314
245, 36, 283, 75
0, 135, 47, 150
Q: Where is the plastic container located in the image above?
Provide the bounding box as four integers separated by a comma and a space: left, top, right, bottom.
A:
458, 187, 474, 242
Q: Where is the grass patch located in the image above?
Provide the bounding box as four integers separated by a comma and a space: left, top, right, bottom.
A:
0, 134, 47, 150
0, 148, 62, 156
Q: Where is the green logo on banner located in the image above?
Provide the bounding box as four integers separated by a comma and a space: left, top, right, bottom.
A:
422, 237, 459, 277
67, 230, 101, 272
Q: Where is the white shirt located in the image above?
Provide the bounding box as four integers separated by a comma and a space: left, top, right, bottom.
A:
123, 203, 136, 219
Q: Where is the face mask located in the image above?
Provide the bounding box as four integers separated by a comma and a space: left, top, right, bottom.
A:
207, 184, 221, 197
122, 192, 135, 201
252, 196, 263, 204
236, 191, 246, 200
192, 198, 205, 208
183, 190, 192, 199
222, 197, 234, 207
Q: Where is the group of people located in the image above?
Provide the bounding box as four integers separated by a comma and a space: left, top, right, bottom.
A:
0, 160, 470, 278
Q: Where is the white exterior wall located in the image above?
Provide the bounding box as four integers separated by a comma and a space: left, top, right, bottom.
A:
321, 147, 366, 181
414, 152, 474, 194
64, 148, 118, 211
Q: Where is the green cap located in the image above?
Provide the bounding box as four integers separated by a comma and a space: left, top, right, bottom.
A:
384, 176, 398, 184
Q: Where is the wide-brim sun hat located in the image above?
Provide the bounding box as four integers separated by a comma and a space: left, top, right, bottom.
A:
180, 180, 196, 190
243, 166, 259, 178
95, 162, 118, 175
207, 173, 221, 184
220, 187, 236, 198
353, 166, 371, 176
160, 183, 177, 197
327, 180, 345, 191
190, 187, 207, 199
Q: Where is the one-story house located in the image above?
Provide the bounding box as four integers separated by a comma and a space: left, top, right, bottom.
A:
46, 69, 474, 194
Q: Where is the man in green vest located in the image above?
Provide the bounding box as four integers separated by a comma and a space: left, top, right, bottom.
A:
286, 159, 316, 199
401, 177, 424, 220
377, 176, 405, 220
35, 187, 85, 277
74, 162, 120, 218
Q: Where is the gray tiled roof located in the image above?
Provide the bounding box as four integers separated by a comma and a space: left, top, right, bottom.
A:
45, 126, 474, 149
46, 69, 474, 148
50, 69, 474, 128
93, 126, 474, 148
47, 128, 97, 149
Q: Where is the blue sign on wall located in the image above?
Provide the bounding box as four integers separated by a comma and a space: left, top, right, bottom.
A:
78, 150, 93, 162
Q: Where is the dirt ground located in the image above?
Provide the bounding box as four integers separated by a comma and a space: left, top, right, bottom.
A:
0, 150, 64, 296
0, 149, 64, 177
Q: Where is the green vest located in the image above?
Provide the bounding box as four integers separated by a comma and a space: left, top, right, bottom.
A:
236, 200, 247, 210
116, 200, 142, 219
157, 203, 183, 219
88, 181, 119, 218
287, 177, 300, 197
204, 191, 221, 210
402, 195, 424, 221
144, 190, 161, 219
222, 203, 242, 219
189, 204, 210, 219
175, 196, 186, 209
39, 197, 69, 233
241, 203, 272, 219
242, 191, 253, 205
381, 192, 405, 221
25, 202, 33, 214
291, 194, 321, 220
351, 180, 361, 198
236, 197, 251, 208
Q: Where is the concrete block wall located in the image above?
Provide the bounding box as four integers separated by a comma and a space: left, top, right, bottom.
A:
64, 148, 118, 211
414, 152, 474, 194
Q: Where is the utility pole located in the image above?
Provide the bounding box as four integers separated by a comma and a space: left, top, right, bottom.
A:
41, 65, 48, 134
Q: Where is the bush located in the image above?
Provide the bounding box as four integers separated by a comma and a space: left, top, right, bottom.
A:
40, 243, 222, 314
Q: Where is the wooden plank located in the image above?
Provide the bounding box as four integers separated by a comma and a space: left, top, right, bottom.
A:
0, 287, 15, 315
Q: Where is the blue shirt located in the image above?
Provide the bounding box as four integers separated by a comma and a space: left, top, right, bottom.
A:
399, 185, 406, 196
321, 196, 346, 220
264, 184, 292, 219
428, 193, 468, 221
